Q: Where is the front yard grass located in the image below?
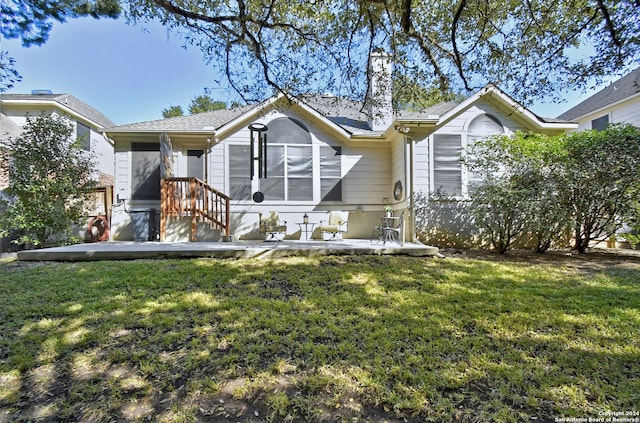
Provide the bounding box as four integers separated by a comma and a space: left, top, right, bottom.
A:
0, 253, 638, 422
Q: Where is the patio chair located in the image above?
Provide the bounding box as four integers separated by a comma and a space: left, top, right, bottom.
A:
259, 212, 287, 241
318, 211, 349, 240
387, 212, 404, 246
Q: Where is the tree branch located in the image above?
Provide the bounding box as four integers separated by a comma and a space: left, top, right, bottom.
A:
400, 0, 411, 33
451, 0, 471, 91
596, 0, 623, 52
152, 0, 237, 25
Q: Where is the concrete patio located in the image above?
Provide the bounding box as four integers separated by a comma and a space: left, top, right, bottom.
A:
16, 239, 439, 261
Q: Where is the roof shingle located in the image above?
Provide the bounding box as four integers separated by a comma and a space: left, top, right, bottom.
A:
104, 93, 464, 135
104, 105, 253, 132
1, 93, 115, 128
557, 68, 640, 121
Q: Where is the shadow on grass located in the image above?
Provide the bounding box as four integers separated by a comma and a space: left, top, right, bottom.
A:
0, 255, 638, 422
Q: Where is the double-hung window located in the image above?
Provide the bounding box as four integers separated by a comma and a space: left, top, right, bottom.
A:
320, 146, 342, 201
432, 134, 462, 197
432, 114, 503, 199
466, 114, 504, 195
229, 145, 252, 200
229, 117, 340, 202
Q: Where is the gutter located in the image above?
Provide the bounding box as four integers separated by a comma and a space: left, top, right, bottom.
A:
561, 91, 640, 123
101, 129, 217, 135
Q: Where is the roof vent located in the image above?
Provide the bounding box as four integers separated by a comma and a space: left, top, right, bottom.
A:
31, 89, 53, 95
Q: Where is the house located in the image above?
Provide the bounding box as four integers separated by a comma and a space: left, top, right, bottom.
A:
102, 54, 577, 246
0, 91, 116, 188
1, 91, 116, 250
557, 67, 640, 130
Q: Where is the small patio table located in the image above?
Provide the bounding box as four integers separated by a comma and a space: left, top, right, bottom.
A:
379, 216, 400, 245
297, 222, 317, 240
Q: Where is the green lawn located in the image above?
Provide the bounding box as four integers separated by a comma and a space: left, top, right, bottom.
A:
0, 253, 638, 422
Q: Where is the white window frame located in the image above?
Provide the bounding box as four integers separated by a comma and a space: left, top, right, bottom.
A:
430, 133, 464, 199
429, 113, 505, 200
226, 140, 342, 204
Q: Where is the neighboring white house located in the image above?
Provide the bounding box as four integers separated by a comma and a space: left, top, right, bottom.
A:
557, 67, 640, 130
102, 54, 577, 246
0, 91, 116, 188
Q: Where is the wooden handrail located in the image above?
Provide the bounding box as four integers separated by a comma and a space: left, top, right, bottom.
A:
160, 177, 231, 241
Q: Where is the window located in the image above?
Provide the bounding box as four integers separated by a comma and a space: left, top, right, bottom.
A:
228, 117, 341, 202
261, 145, 285, 200
260, 118, 313, 201
432, 114, 503, 198
591, 115, 609, 131
229, 145, 251, 200
321, 146, 342, 201
467, 114, 504, 194
287, 146, 313, 200
131, 142, 161, 201
76, 122, 91, 151
187, 149, 204, 180
433, 134, 462, 196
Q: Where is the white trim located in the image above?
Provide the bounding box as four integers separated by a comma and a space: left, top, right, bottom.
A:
568, 91, 640, 123
437, 85, 577, 132
0, 99, 106, 129
216, 93, 357, 143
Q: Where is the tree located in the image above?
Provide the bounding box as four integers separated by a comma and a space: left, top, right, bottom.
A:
1, 0, 120, 47
0, 114, 97, 248
160, 95, 226, 118
188, 95, 227, 114
0, 51, 21, 92
162, 105, 184, 118
557, 124, 640, 253
125, 0, 639, 105
0, 0, 120, 91
392, 77, 463, 112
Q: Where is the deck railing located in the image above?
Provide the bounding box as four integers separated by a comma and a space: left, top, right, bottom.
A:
160, 177, 230, 241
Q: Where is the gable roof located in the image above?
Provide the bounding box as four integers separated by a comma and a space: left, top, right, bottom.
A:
0, 93, 115, 128
557, 67, 640, 121
104, 94, 378, 137
0, 113, 22, 139
103, 105, 254, 134
299, 94, 371, 132
435, 84, 575, 132
103, 85, 576, 138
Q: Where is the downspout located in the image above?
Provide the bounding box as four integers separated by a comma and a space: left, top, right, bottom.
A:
205, 137, 211, 183
405, 134, 416, 242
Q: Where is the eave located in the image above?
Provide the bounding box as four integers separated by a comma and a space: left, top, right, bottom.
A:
437, 85, 577, 133
0, 99, 106, 129
102, 129, 216, 137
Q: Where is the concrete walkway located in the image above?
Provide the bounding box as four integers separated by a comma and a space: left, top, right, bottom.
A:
16, 239, 439, 261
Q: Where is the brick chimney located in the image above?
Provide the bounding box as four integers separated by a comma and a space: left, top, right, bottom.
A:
367, 52, 393, 131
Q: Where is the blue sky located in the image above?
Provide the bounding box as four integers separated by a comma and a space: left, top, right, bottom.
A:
2, 16, 605, 126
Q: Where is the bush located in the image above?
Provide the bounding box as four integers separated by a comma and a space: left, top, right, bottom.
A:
0, 114, 96, 248
466, 125, 640, 253
466, 132, 570, 253
558, 124, 640, 253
